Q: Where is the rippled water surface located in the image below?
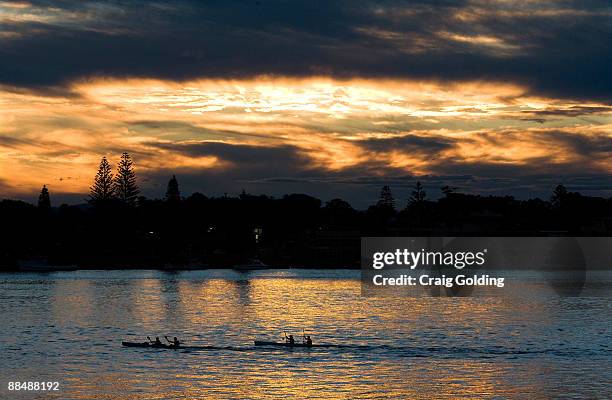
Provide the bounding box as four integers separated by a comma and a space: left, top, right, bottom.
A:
0, 269, 610, 399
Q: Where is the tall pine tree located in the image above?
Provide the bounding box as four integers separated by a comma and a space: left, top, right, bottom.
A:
551, 184, 568, 209
409, 181, 426, 206
38, 185, 51, 209
89, 156, 115, 204
377, 185, 395, 210
165, 175, 180, 202
114, 152, 140, 206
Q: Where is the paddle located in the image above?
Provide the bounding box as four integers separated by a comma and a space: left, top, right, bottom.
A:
302, 329, 313, 346
147, 336, 152, 343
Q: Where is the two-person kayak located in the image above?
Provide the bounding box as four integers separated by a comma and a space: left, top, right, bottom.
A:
123, 335, 182, 349
122, 341, 176, 348
121, 341, 220, 350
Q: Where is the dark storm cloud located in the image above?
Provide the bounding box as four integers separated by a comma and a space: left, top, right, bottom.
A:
1, 0, 610, 100
359, 134, 454, 153
129, 120, 282, 142
145, 140, 313, 171
542, 130, 612, 158
525, 106, 612, 119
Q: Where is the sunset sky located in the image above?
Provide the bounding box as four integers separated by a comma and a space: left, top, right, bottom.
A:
1, 0, 611, 207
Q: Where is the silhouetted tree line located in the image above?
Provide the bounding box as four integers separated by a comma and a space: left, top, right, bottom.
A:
2, 155, 612, 270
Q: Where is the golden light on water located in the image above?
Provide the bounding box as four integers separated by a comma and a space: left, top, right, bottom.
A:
27, 274, 560, 399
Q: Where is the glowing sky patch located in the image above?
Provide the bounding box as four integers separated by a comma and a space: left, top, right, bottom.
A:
0, 0, 610, 204
1, 77, 611, 202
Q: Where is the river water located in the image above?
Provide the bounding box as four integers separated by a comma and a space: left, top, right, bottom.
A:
0, 269, 610, 399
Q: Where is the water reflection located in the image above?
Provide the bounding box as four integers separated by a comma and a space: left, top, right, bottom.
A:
0, 270, 610, 399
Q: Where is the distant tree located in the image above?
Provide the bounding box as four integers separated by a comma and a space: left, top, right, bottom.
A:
325, 198, 353, 210
239, 189, 249, 200
409, 181, 426, 205
166, 175, 181, 202
186, 192, 207, 202
441, 185, 458, 197
377, 185, 395, 210
551, 184, 568, 209
113, 152, 140, 206
89, 157, 115, 204
38, 185, 51, 209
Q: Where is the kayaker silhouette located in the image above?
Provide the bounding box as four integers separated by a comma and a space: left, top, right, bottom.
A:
165, 336, 180, 347
305, 335, 312, 346
148, 336, 163, 346
285, 334, 295, 345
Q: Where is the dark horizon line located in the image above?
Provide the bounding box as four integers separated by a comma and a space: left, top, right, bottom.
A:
3, 184, 607, 211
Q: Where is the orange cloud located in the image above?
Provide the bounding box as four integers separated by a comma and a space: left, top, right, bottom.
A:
1, 77, 610, 197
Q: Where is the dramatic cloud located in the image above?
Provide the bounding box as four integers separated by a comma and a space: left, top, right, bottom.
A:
0, 0, 610, 100
1, 1, 611, 206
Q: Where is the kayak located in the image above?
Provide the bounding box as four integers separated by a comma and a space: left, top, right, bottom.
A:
121, 341, 216, 350
254, 340, 314, 348
122, 341, 176, 348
